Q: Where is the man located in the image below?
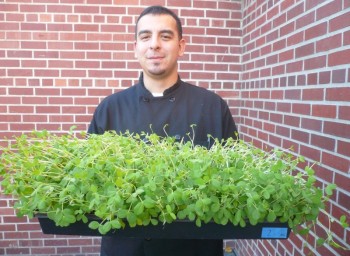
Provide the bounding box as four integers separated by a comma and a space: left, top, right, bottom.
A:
88, 5, 238, 256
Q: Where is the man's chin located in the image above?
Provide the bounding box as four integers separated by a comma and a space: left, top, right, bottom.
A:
147, 69, 167, 77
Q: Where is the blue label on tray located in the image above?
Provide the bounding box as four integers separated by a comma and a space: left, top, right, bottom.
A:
261, 227, 288, 238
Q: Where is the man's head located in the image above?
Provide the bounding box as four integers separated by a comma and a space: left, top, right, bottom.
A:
134, 6, 186, 86
135, 6, 183, 40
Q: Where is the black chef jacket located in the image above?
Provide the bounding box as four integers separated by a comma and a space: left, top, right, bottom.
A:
88, 74, 238, 256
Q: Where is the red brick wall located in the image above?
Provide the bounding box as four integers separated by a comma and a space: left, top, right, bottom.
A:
231, 0, 349, 256
0, 1, 241, 255
1, 0, 349, 255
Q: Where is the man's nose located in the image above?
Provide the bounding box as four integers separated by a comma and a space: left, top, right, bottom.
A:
150, 36, 160, 50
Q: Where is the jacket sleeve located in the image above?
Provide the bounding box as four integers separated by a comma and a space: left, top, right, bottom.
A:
221, 100, 239, 141
87, 103, 108, 135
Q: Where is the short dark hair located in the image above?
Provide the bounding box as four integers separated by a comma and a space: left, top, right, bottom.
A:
135, 5, 183, 39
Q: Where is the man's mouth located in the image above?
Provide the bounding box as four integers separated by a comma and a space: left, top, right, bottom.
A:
148, 56, 164, 60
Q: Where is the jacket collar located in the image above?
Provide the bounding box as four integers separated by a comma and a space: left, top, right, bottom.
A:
138, 73, 181, 96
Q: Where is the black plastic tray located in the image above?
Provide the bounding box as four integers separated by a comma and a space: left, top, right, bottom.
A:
36, 214, 291, 239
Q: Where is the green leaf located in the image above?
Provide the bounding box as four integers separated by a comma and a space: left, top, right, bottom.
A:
143, 198, 156, 209
88, 221, 100, 230
127, 213, 137, 227
234, 209, 242, 224
267, 211, 276, 222
340, 215, 349, 228
134, 202, 144, 216
297, 228, 309, 236
325, 184, 336, 196
316, 238, 325, 246
117, 209, 129, 218
210, 202, 220, 213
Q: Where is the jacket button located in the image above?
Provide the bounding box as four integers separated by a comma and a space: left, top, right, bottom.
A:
169, 97, 175, 102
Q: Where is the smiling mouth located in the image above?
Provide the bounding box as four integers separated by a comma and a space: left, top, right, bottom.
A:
148, 56, 164, 60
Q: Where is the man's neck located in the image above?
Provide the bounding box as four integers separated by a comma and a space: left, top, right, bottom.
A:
143, 74, 178, 94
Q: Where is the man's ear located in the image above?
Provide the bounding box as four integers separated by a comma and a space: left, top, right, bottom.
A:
178, 38, 186, 57
133, 40, 138, 58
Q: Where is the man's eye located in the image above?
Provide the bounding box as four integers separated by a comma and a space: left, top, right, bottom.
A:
162, 35, 171, 40
140, 35, 150, 40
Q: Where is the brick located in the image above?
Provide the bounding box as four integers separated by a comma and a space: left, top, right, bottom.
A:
31, 247, 56, 255
0, 59, 20, 67
7, 50, 32, 58
10, 123, 36, 131
49, 97, 73, 105
207, 10, 231, 20
34, 51, 59, 59
338, 191, 350, 210
300, 144, 321, 162
57, 246, 81, 254
311, 134, 335, 151
26, 13, 39, 22
23, 115, 48, 122
285, 89, 301, 100
329, 49, 350, 67
312, 104, 336, 118
344, 30, 350, 46
295, 42, 314, 58
21, 60, 46, 68
74, 5, 99, 13
334, 170, 350, 189
305, 22, 327, 40
287, 2, 304, 20
139, 0, 164, 6
318, 71, 331, 84
7, 69, 33, 77
6, 13, 25, 22
339, 106, 350, 121
326, 87, 350, 101
21, 22, 46, 31
273, 38, 286, 51
313, 165, 333, 184
292, 103, 311, 115
329, 11, 350, 32
34, 70, 59, 77
17, 222, 41, 232
304, 55, 327, 70
337, 140, 350, 158
284, 115, 300, 127
21, 41, 46, 49
47, 23, 72, 31
324, 121, 350, 139
332, 69, 346, 83
316, 33, 342, 53
266, 30, 278, 42
300, 118, 322, 132
36, 106, 60, 114
291, 129, 309, 144
307, 72, 318, 85
296, 11, 315, 30
4, 231, 29, 240
44, 239, 68, 247
20, 4, 45, 12
286, 60, 303, 73
33, 32, 59, 41
279, 49, 293, 62
317, 0, 343, 20
0, 22, 19, 31
6, 248, 30, 255
0, 3, 18, 12
47, 5, 72, 13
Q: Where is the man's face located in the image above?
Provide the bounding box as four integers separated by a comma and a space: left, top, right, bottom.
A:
134, 14, 185, 80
